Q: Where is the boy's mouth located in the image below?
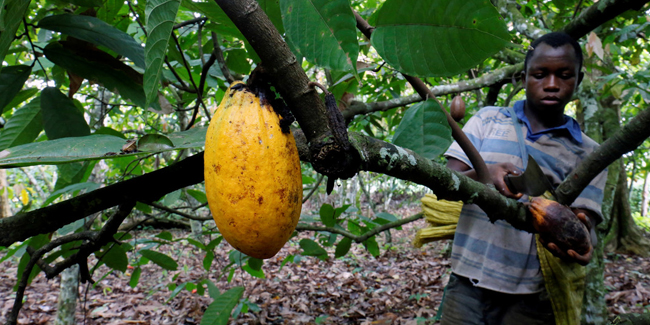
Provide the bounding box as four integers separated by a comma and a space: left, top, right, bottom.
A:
540, 96, 560, 105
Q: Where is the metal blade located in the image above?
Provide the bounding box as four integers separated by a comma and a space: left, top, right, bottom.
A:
504, 155, 556, 197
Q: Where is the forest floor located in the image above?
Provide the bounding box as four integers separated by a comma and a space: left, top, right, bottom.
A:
1, 204, 650, 324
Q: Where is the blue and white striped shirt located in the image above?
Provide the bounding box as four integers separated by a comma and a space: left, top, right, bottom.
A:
444, 101, 607, 294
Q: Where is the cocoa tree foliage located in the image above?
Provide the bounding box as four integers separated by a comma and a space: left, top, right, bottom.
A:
0, 0, 649, 323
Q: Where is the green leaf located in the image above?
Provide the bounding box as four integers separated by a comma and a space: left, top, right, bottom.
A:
257, 0, 284, 34
0, 127, 207, 168
40, 87, 91, 139
206, 279, 220, 299
319, 203, 335, 227
206, 236, 223, 250
41, 182, 100, 207
129, 266, 142, 288
137, 133, 174, 151
168, 282, 187, 301
242, 263, 265, 278
156, 231, 173, 241
187, 189, 207, 204
225, 49, 251, 75
54, 161, 95, 191
100, 244, 128, 272
203, 250, 214, 271
0, 65, 31, 114
60, 0, 103, 7
374, 212, 398, 225
334, 237, 352, 258
0, 96, 42, 151
299, 238, 328, 257
0, 0, 30, 72
3, 88, 38, 113
247, 257, 263, 271
200, 286, 244, 325
144, 0, 181, 107
43, 42, 150, 109
371, 0, 510, 77
181, 0, 243, 38
363, 236, 380, 257
139, 249, 178, 270
280, 0, 358, 74
38, 14, 146, 68
392, 99, 452, 159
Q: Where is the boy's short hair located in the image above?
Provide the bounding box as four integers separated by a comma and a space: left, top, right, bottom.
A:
524, 32, 583, 71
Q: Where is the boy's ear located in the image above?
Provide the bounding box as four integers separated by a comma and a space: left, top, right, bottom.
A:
577, 71, 584, 86
520, 71, 526, 87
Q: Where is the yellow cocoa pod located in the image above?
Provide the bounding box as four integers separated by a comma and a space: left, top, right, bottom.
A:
204, 81, 302, 259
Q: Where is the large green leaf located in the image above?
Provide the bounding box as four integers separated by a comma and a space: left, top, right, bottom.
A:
280, 0, 358, 74
0, 0, 30, 72
0, 65, 31, 114
144, 0, 181, 107
299, 238, 328, 257
0, 127, 207, 167
139, 249, 178, 270
392, 99, 452, 159
100, 243, 128, 272
43, 42, 149, 108
38, 14, 145, 68
200, 286, 244, 325
257, 0, 284, 34
181, 0, 243, 38
41, 87, 91, 139
371, 0, 510, 77
0, 96, 42, 150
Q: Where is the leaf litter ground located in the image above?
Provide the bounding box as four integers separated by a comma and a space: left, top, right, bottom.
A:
0, 205, 649, 324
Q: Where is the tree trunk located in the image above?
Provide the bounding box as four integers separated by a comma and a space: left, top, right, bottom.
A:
0, 169, 12, 218
577, 79, 610, 324
53, 265, 79, 325
642, 171, 649, 217
608, 162, 650, 256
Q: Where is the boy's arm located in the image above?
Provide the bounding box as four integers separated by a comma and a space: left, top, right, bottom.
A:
447, 157, 523, 199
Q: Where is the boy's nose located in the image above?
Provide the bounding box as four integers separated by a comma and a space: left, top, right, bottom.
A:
543, 75, 559, 91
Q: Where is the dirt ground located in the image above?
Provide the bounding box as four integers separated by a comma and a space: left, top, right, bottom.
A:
1, 208, 649, 324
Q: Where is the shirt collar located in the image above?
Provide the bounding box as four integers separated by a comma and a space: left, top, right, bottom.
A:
503, 100, 583, 144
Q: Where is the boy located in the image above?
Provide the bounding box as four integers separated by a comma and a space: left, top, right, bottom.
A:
441, 32, 607, 324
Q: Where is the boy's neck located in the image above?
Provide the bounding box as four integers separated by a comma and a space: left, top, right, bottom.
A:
523, 103, 566, 133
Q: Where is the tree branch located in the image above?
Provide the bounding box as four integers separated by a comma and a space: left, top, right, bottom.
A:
556, 107, 650, 205
353, 11, 491, 185
343, 63, 523, 119
5, 202, 135, 325
0, 154, 204, 247
562, 0, 650, 39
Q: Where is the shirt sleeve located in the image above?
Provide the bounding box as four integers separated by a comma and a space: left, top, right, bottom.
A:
570, 168, 607, 225
444, 109, 486, 168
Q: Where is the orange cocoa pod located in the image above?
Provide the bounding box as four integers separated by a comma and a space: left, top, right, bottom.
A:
528, 197, 591, 256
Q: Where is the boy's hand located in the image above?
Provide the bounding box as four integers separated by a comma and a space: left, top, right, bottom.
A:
540, 210, 596, 266
489, 163, 524, 199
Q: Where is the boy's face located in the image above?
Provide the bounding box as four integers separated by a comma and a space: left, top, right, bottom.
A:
523, 43, 582, 115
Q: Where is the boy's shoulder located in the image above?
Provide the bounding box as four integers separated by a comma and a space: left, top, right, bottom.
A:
579, 132, 600, 150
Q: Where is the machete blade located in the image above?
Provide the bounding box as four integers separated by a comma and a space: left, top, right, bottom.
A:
504, 155, 556, 197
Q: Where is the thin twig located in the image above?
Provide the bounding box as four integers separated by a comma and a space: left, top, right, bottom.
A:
149, 201, 213, 221
173, 17, 208, 30
22, 18, 48, 82
296, 213, 423, 243
211, 32, 234, 84
303, 174, 325, 203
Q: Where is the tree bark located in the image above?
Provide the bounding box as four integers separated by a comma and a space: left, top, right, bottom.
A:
642, 171, 649, 217
53, 265, 79, 325
0, 169, 11, 218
